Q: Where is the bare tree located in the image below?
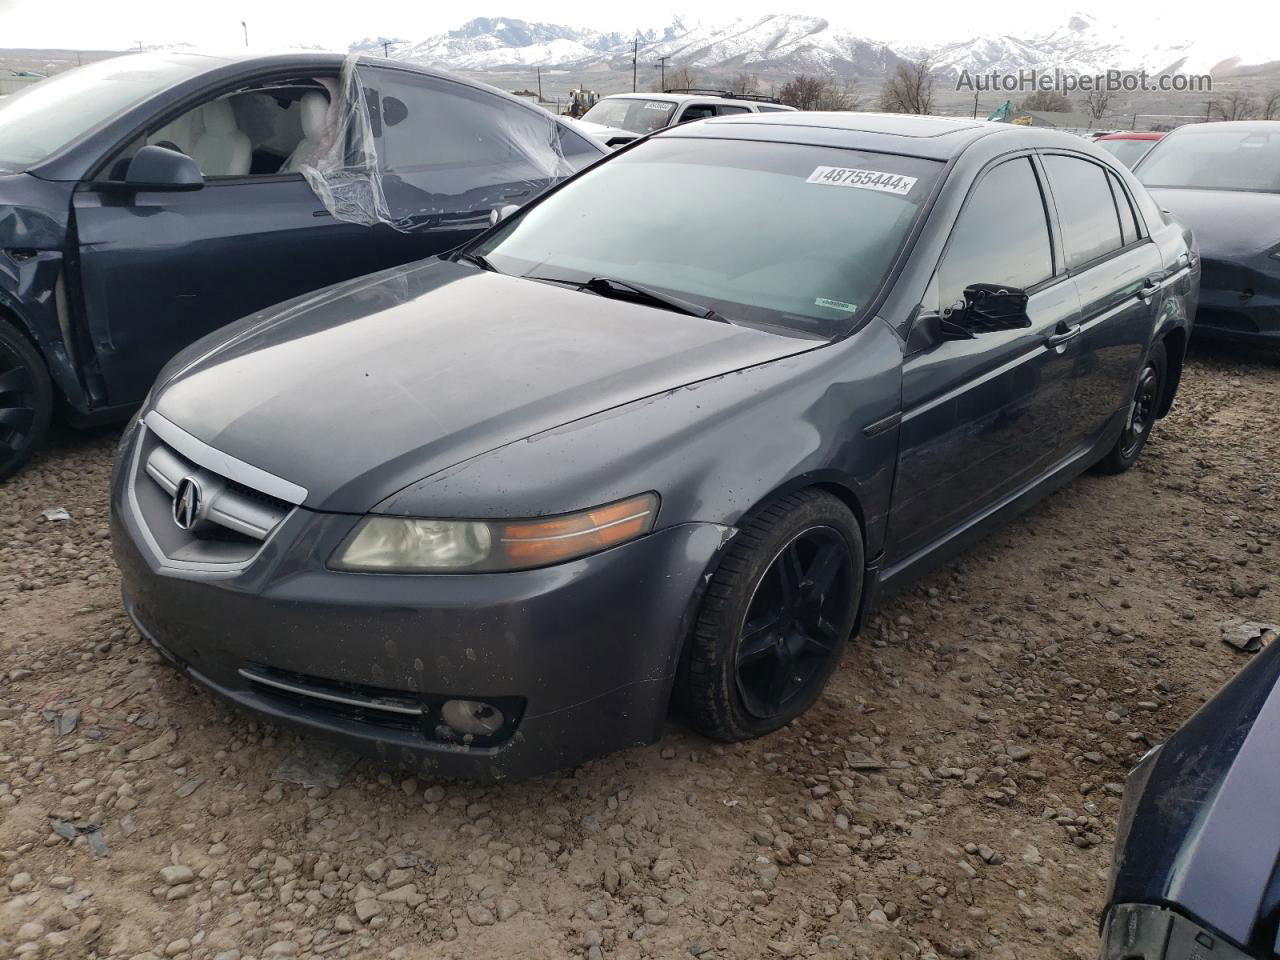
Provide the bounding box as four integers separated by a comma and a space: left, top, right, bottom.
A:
1263, 90, 1280, 121
1212, 91, 1257, 121
1084, 88, 1116, 122
878, 58, 936, 115
1018, 90, 1072, 113
662, 64, 698, 92
778, 74, 860, 111
818, 79, 860, 111
727, 72, 759, 96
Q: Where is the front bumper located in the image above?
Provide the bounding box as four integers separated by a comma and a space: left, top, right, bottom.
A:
110, 427, 729, 780
1194, 257, 1280, 344
1100, 905, 1255, 960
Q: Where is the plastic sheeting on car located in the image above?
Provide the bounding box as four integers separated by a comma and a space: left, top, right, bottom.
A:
300, 55, 572, 232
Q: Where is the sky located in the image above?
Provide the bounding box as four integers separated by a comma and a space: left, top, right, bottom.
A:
0, 0, 1272, 53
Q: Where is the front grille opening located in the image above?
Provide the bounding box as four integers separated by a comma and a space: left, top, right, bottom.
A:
223, 476, 291, 515
131, 425, 296, 565
190, 521, 258, 545
240, 664, 525, 748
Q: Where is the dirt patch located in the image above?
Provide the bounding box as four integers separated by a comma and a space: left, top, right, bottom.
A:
1, 345, 1277, 960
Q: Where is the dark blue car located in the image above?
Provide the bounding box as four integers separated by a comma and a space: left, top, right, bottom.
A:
0, 51, 603, 479
1103, 634, 1280, 960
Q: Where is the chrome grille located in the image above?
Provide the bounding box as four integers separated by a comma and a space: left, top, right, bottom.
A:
128, 412, 306, 570
144, 442, 289, 540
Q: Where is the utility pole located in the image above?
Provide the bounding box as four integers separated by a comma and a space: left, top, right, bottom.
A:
135, 40, 144, 52
657, 55, 669, 92
241, 21, 249, 47
632, 36, 638, 92
972, 92, 978, 119
382, 40, 391, 57
537, 66, 542, 101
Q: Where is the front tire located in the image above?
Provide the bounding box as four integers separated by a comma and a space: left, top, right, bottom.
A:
1092, 340, 1167, 476
678, 489, 864, 742
0, 318, 52, 482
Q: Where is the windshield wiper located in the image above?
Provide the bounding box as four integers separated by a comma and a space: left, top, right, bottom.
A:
579, 276, 731, 323
449, 250, 498, 273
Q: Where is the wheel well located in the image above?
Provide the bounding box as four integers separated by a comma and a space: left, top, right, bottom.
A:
1156, 326, 1187, 418
0, 300, 51, 369
736, 478, 869, 546
810, 481, 869, 544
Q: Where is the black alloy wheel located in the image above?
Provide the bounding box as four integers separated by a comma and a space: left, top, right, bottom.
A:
679, 489, 864, 741
1119, 363, 1160, 460
1092, 339, 1167, 475
735, 527, 854, 720
0, 318, 52, 482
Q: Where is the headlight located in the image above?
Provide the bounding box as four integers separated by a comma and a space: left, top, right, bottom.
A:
330, 493, 659, 573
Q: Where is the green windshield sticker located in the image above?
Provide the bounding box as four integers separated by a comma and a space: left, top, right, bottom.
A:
814, 298, 858, 312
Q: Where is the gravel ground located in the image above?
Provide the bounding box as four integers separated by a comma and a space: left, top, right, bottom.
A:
1, 344, 1277, 960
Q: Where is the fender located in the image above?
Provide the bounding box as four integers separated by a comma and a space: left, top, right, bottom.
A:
0, 178, 97, 416
0, 249, 94, 415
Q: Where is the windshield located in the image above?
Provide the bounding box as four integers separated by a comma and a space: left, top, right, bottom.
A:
581, 98, 676, 135
476, 138, 942, 337
0, 54, 211, 172
1137, 128, 1280, 193
1099, 138, 1156, 169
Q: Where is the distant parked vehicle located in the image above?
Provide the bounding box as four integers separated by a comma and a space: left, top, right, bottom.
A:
1102, 634, 1280, 960
572, 89, 796, 148
0, 51, 604, 480
1096, 131, 1165, 168
1136, 121, 1280, 345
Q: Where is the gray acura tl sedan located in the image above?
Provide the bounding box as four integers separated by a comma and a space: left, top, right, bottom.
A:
110, 113, 1198, 779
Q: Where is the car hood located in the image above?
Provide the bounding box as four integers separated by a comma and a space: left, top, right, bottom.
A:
1108, 634, 1280, 949
153, 259, 819, 513
1146, 187, 1280, 259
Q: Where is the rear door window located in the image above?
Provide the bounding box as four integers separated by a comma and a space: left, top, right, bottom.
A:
1042, 154, 1124, 268
678, 104, 717, 123
1107, 170, 1140, 245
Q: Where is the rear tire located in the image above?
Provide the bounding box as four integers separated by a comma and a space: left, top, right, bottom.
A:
0, 318, 52, 482
1092, 340, 1167, 476
678, 489, 864, 742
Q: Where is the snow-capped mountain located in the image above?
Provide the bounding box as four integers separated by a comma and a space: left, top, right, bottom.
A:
913, 13, 1277, 77
351, 19, 634, 70
353, 13, 1278, 79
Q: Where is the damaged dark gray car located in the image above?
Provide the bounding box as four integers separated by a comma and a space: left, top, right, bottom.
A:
111, 114, 1196, 780
0, 51, 602, 479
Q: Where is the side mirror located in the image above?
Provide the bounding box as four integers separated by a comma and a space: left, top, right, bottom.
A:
488, 203, 520, 227
124, 145, 204, 192
938, 283, 1031, 339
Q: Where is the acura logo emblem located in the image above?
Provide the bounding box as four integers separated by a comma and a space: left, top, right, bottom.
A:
172, 476, 202, 531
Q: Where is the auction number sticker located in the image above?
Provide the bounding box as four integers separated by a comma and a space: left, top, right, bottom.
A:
806, 166, 917, 195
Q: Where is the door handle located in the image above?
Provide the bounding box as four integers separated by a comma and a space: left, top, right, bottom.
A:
1139, 276, 1161, 300
1045, 324, 1081, 349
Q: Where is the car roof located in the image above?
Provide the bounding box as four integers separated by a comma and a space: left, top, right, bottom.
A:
1163, 120, 1280, 136
654, 111, 1091, 161
602, 92, 763, 105
1099, 131, 1165, 140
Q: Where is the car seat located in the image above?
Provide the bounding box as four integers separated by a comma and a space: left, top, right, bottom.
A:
283, 91, 331, 172
190, 99, 251, 177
